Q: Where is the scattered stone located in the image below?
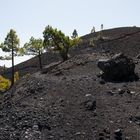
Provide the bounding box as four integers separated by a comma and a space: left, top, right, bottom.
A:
134, 113, 140, 120
99, 137, 105, 140
85, 100, 96, 110
114, 129, 122, 136
32, 124, 39, 131
85, 94, 92, 97
99, 133, 104, 136
126, 90, 135, 96
97, 71, 103, 78
118, 89, 125, 95
99, 80, 105, 84
75, 132, 81, 135
29, 88, 35, 94
109, 120, 114, 124
130, 91, 135, 94
134, 61, 138, 64
136, 54, 140, 59
136, 106, 140, 109
62, 76, 66, 80
127, 90, 131, 94
107, 91, 115, 96
125, 136, 131, 140
49, 135, 54, 139
114, 129, 122, 140
83, 96, 96, 111
103, 128, 110, 134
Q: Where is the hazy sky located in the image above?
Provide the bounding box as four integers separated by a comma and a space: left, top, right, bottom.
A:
0, 0, 140, 67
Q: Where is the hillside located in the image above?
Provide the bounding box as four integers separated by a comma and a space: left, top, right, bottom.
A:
82, 26, 140, 57
0, 27, 140, 139
1, 27, 140, 79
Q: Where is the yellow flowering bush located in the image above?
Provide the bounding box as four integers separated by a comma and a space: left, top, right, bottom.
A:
0, 75, 11, 91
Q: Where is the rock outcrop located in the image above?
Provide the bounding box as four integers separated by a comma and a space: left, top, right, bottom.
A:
98, 53, 137, 81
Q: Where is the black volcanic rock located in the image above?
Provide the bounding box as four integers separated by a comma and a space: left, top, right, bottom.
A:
98, 53, 136, 81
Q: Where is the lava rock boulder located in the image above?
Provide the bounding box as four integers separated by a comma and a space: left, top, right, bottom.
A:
83, 95, 96, 111
98, 53, 137, 81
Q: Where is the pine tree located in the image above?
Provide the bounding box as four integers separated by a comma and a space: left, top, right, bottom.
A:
43, 26, 80, 61
91, 26, 95, 33
72, 29, 78, 39
0, 29, 20, 86
23, 37, 44, 69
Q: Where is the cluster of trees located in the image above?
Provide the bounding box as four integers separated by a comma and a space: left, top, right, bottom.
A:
43, 26, 80, 61
90, 24, 104, 42
90, 24, 104, 33
0, 27, 80, 88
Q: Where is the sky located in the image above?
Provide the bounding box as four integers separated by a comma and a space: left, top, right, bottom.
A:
0, 0, 140, 67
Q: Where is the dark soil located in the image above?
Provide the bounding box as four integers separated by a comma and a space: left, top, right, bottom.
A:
0, 27, 140, 140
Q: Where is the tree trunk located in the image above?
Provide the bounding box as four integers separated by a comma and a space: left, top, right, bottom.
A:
11, 46, 14, 87
38, 51, 42, 69
61, 47, 69, 61
62, 53, 68, 61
